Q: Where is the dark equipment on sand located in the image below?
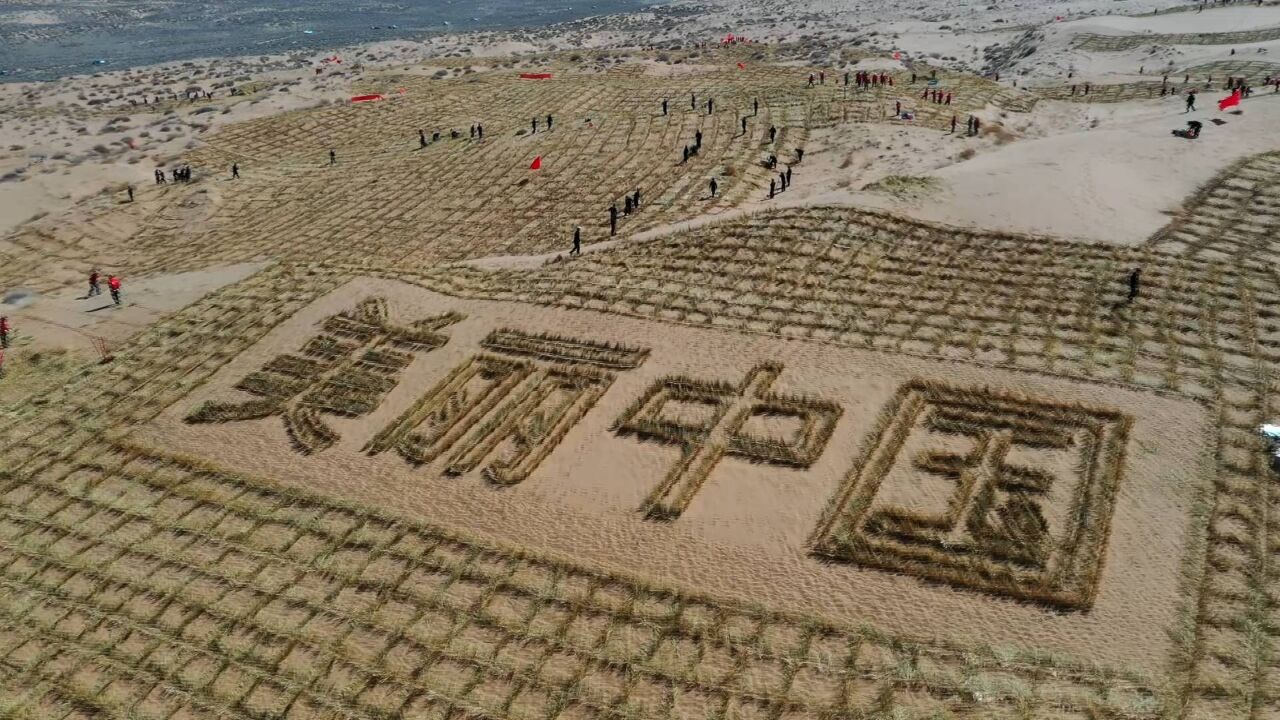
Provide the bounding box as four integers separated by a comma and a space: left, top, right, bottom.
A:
1173, 120, 1203, 139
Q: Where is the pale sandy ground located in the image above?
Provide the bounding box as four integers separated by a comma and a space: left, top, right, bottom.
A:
1, 261, 265, 354
0, 0, 1265, 688
808, 93, 1280, 244
5, 1, 1274, 246
0, 0, 1271, 228
1008, 6, 1280, 82
140, 279, 1214, 677
0, 61, 359, 235
475, 86, 1280, 269
2, 1, 1272, 366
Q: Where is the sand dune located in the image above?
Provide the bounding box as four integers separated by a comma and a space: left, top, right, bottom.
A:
1, 1, 1278, 718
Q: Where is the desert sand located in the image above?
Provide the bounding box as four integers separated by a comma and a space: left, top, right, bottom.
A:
1, 0, 1278, 718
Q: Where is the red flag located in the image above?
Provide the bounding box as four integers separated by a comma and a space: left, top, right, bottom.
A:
1218, 89, 1241, 111
530, 156, 542, 170
737, 62, 746, 70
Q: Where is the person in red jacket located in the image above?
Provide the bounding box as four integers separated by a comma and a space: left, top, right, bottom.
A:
108, 275, 122, 306
0, 316, 10, 348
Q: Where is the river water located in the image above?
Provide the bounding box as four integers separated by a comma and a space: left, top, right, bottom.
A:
0, 0, 660, 82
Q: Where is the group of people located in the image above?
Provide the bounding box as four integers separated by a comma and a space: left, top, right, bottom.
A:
681, 128, 705, 164
659, 94, 743, 117
849, 71, 893, 88
418, 124, 485, 148
768, 164, 795, 199
605, 188, 644, 237
154, 166, 193, 184
0, 272, 125, 376
126, 90, 216, 108
1149, 74, 1270, 99
1220, 76, 1257, 97
571, 187, 644, 254
921, 88, 953, 105
1176, 120, 1204, 139
530, 115, 554, 133
0, 315, 8, 376
87, 270, 124, 306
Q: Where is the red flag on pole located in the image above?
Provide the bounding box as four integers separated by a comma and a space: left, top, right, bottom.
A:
1218, 89, 1241, 111
530, 156, 542, 170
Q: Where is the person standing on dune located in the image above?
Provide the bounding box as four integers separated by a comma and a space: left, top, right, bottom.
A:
1125, 268, 1141, 305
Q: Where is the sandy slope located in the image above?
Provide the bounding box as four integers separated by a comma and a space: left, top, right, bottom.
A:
1066, 4, 1280, 34
141, 278, 1213, 675
838, 93, 1280, 243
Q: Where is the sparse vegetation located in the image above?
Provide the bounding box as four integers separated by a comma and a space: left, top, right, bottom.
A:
613, 363, 841, 519
811, 378, 1131, 610
0, 45, 1276, 720
367, 329, 646, 485
863, 174, 941, 199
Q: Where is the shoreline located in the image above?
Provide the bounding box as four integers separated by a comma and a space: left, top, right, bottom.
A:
0, 0, 680, 84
